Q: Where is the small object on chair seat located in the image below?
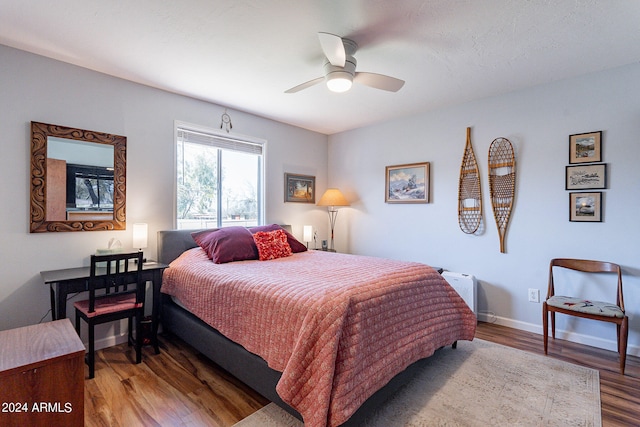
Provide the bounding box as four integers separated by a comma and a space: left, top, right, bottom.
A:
546, 296, 624, 318
74, 293, 142, 318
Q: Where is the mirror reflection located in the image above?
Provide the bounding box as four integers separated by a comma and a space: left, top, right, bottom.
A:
30, 121, 127, 232
46, 137, 115, 221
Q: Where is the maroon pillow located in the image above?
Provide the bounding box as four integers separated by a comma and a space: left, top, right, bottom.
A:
249, 224, 307, 253
253, 229, 293, 261
191, 227, 258, 264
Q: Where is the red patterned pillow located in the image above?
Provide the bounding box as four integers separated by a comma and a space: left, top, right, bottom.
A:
253, 229, 293, 261
249, 224, 307, 253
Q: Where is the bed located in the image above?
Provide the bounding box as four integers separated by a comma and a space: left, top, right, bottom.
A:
158, 225, 476, 427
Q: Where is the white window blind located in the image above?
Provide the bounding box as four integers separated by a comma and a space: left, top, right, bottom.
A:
176, 128, 263, 155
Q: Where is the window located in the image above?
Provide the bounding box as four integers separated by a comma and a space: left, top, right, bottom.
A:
175, 122, 264, 229
67, 164, 114, 210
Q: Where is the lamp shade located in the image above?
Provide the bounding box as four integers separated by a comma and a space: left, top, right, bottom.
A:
303, 225, 313, 243
317, 188, 349, 207
132, 223, 148, 249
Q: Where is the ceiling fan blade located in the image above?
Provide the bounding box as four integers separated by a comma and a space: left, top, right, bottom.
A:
318, 32, 345, 67
284, 76, 325, 94
354, 72, 405, 92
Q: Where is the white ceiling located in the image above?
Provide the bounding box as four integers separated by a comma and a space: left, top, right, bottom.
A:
1, 1, 640, 135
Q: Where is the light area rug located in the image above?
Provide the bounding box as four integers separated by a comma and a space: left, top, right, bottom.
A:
233, 339, 601, 427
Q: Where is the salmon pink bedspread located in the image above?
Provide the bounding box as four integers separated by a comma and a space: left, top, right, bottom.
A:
161, 248, 476, 427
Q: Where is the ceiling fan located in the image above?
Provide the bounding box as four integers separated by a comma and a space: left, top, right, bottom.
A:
285, 32, 405, 94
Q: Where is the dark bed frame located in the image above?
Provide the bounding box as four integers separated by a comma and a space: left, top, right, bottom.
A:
157, 228, 445, 426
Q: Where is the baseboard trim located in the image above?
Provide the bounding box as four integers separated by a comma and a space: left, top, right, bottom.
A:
81, 333, 129, 352
477, 311, 640, 357
81, 324, 163, 352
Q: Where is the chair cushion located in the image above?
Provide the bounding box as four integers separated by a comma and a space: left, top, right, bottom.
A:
74, 293, 142, 318
546, 296, 624, 318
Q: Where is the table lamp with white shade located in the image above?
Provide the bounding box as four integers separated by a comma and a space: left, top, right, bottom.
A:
303, 225, 313, 249
132, 223, 148, 262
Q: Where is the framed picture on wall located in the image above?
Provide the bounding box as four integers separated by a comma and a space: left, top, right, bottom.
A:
569, 131, 602, 164
385, 162, 430, 203
569, 192, 602, 222
284, 173, 315, 203
565, 164, 607, 190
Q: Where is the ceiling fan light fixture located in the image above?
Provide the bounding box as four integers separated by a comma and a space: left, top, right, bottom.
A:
326, 72, 353, 92
286, 33, 403, 94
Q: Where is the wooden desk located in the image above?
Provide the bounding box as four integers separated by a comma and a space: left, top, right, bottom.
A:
40, 261, 168, 354
0, 319, 85, 427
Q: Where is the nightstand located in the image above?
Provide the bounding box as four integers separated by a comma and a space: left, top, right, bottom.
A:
0, 319, 84, 427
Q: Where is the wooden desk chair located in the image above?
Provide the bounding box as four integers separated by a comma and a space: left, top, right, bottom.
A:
542, 258, 628, 374
74, 252, 144, 379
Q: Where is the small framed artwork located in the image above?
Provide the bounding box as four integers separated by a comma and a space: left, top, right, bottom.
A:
569, 131, 602, 164
385, 162, 430, 203
284, 173, 315, 203
569, 192, 602, 222
565, 164, 606, 190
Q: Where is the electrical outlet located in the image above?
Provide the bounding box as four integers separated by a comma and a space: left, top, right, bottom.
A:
528, 288, 540, 303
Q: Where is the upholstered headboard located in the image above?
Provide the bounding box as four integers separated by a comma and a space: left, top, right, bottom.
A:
157, 225, 293, 265
157, 229, 200, 265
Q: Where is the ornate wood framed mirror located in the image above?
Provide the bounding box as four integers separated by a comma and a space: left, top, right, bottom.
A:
30, 121, 127, 232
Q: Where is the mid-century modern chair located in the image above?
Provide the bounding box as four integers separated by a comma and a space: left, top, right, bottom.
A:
542, 258, 628, 374
74, 251, 145, 379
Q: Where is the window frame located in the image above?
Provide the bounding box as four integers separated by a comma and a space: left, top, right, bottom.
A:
173, 120, 266, 229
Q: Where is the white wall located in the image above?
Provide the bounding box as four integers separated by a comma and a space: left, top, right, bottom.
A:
3, 41, 638, 358
328, 63, 640, 356
0, 45, 328, 345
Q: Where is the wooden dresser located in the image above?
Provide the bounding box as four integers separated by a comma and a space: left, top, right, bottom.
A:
0, 319, 85, 427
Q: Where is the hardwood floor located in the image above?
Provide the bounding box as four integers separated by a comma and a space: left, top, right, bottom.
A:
85, 322, 640, 426
84, 336, 268, 427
